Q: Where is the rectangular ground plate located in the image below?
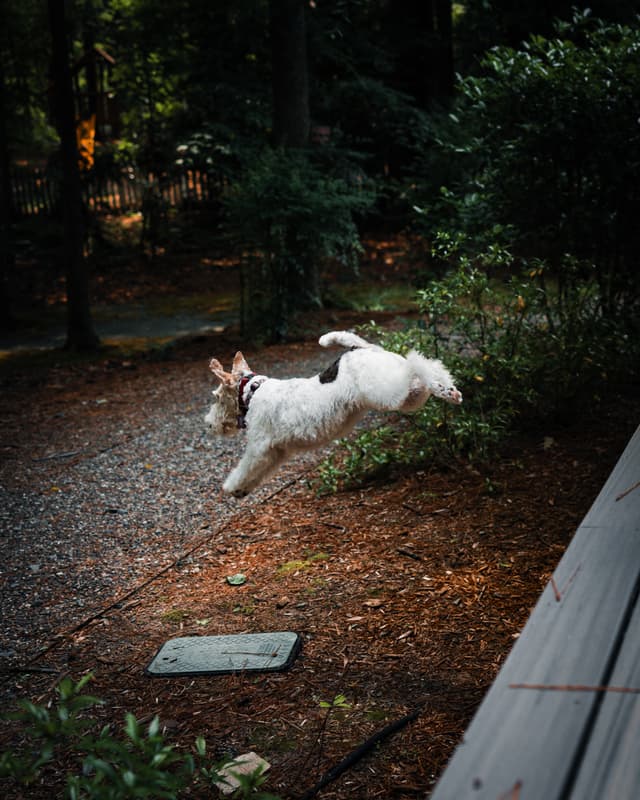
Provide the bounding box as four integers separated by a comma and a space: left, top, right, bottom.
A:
145, 631, 301, 677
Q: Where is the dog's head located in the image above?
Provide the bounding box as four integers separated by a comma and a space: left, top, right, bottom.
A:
433, 383, 463, 405
204, 352, 252, 436
424, 358, 463, 405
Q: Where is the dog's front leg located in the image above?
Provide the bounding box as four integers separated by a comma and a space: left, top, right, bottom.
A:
223, 444, 286, 497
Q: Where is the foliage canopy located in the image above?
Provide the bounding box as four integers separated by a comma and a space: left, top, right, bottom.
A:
413, 13, 640, 312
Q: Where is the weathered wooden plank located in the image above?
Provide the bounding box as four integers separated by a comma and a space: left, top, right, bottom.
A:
569, 592, 640, 798
431, 426, 640, 800
580, 425, 640, 529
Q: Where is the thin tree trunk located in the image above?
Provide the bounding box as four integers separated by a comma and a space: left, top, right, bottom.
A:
269, 0, 310, 148
0, 58, 15, 329
384, 0, 454, 107
433, 0, 454, 102
48, 0, 99, 350
83, 1, 97, 119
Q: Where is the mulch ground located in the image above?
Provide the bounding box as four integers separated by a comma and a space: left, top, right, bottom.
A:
2, 234, 639, 797
1, 327, 638, 799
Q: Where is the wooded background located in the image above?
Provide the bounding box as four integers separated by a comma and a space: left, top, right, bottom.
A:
2, 0, 639, 347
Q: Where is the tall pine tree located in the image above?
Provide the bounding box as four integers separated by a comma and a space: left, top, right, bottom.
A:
48, 0, 99, 350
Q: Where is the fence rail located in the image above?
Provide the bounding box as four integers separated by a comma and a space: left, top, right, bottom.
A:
10, 165, 225, 217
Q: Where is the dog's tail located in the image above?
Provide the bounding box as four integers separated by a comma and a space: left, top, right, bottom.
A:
318, 330, 382, 351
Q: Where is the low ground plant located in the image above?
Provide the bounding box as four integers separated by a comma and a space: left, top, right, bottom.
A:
1, 675, 278, 799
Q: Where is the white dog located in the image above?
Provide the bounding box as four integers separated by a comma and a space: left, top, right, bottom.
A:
205, 331, 462, 497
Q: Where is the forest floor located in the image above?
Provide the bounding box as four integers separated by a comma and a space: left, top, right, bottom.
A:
1, 232, 639, 799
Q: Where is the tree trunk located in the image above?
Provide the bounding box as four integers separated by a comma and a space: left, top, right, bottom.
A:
269, 0, 310, 148
263, 0, 318, 339
82, 0, 98, 120
384, 0, 454, 107
0, 59, 15, 329
433, 0, 454, 102
48, 0, 99, 351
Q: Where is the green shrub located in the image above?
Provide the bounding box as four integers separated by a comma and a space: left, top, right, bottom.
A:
315, 235, 639, 493
411, 12, 640, 312
223, 146, 375, 341
1, 675, 279, 799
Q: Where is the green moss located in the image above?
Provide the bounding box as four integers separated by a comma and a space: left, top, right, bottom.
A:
277, 552, 329, 576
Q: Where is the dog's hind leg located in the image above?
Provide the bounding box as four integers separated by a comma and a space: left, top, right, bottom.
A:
223, 444, 287, 497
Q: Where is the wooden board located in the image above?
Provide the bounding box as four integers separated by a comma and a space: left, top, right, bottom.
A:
431, 426, 640, 800
580, 425, 640, 530
569, 592, 640, 798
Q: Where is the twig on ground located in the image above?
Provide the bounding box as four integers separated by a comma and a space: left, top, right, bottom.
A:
397, 547, 421, 561
323, 522, 346, 533
298, 707, 422, 800
32, 449, 85, 462
0, 666, 60, 675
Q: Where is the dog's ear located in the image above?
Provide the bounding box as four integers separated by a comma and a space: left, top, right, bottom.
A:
209, 357, 235, 386
232, 351, 251, 377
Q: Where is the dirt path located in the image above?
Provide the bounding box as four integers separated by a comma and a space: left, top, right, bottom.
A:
1, 332, 638, 799
0, 336, 334, 665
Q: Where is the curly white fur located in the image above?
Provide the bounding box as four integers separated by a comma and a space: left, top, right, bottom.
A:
205, 330, 462, 497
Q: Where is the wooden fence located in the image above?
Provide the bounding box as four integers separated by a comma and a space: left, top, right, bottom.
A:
10, 165, 225, 217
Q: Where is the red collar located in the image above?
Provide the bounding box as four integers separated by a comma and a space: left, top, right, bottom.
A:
237, 373, 266, 428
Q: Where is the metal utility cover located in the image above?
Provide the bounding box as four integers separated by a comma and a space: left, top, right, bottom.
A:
146, 631, 301, 677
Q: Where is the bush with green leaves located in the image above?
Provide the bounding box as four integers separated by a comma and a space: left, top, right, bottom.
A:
0, 674, 279, 800
223, 146, 375, 341
411, 12, 640, 312
315, 234, 639, 493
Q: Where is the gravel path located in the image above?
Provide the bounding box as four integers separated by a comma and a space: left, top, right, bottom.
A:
0, 306, 236, 355
0, 339, 333, 669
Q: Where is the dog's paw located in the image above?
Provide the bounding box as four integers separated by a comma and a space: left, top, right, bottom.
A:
223, 485, 249, 498
223, 478, 250, 498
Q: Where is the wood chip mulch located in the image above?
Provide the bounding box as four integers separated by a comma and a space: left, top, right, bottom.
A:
1, 333, 638, 799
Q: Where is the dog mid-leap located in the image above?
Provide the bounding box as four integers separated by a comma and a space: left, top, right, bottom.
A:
205, 330, 462, 497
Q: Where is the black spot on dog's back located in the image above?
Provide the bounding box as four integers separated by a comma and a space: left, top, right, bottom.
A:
319, 354, 344, 383
318, 348, 358, 384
